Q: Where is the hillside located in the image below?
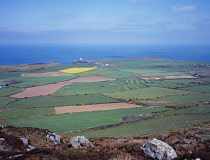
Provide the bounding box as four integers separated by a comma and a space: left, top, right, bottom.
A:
0, 122, 210, 159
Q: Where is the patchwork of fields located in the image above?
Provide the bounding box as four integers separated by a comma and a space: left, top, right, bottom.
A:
0, 57, 210, 138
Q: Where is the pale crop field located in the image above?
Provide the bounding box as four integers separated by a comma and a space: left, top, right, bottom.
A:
59, 67, 97, 74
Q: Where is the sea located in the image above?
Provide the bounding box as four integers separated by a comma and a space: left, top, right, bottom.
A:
0, 44, 210, 65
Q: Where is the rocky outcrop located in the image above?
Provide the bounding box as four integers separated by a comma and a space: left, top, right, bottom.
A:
20, 138, 36, 151
141, 138, 178, 160
0, 131, 26, 153
69, 136, 94, 148
46, 132, 61, 145
0, 123, 210, 159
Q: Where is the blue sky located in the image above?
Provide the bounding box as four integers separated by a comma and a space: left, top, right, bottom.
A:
0, 0, 210, 44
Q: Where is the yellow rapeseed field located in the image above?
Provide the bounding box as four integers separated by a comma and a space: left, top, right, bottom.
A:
59, 67, 97, 73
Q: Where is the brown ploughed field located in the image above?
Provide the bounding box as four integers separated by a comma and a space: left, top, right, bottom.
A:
55, 103, 144, 114
66, 76, 115, 83
10, 76, 116, 98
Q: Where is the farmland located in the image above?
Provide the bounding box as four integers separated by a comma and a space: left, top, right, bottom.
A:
141, 93, 210, 106
119, 68, 187, 76
182, 85, 210, 93
5, 107, 166, 133
0, 57, 210, 139
53, 80, 124, 95
67, 112, 210, 138
55, 103, 145, 114
76, 68, 118, 77
103, 87, 190, 101
60, 67, 96, 73
1, 107, 54, 119
0, 97, 15, 109
103, 71, 140, 79
5, 94, 119, 109
10, 76, 115, 98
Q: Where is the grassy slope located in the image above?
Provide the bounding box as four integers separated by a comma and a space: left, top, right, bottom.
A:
1, 107, 55, 119
5, 107, 166, 133
67, 104, 210, 138
67, 113, 210, 138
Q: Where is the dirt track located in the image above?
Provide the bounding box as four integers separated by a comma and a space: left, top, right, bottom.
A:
55, 103, 143, 114
10, 76, 116, 98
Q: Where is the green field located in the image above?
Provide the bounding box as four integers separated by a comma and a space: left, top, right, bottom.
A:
53, 80, 125, 95
0, 88, 23, 96
1, 107, 55, 119
103, 71, 140, 79
10, 81, 51, 88
123, 79, 187, 90
146, 80, 186, 88
0, 71, 21, 79
182, 85, 210, 93
76, 68, 118, 77
0, 81, 8, 86
0, 97, 16, 109
5, 107, 166, 133
142, 93, 210, 106
159, 105, 210, 115
123, 79, 149, 90
103, 58, 191, 67
4, 75, 76, 83
103, 87, 190, 101
67, 113, 210, 138
4, 94, 119, 109
119, 68, 187, 76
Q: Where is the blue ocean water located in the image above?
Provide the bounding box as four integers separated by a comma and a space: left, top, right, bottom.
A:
0, 44, 210, 65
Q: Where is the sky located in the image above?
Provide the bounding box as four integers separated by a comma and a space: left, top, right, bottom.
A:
0, 0, 210, 44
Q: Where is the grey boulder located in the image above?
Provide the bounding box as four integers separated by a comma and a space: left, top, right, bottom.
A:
20, 138, 35, 151
46, 132, 61, 145
141, 138, 178, 160
69, 136, 94, 148
20, 138, 29, 146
